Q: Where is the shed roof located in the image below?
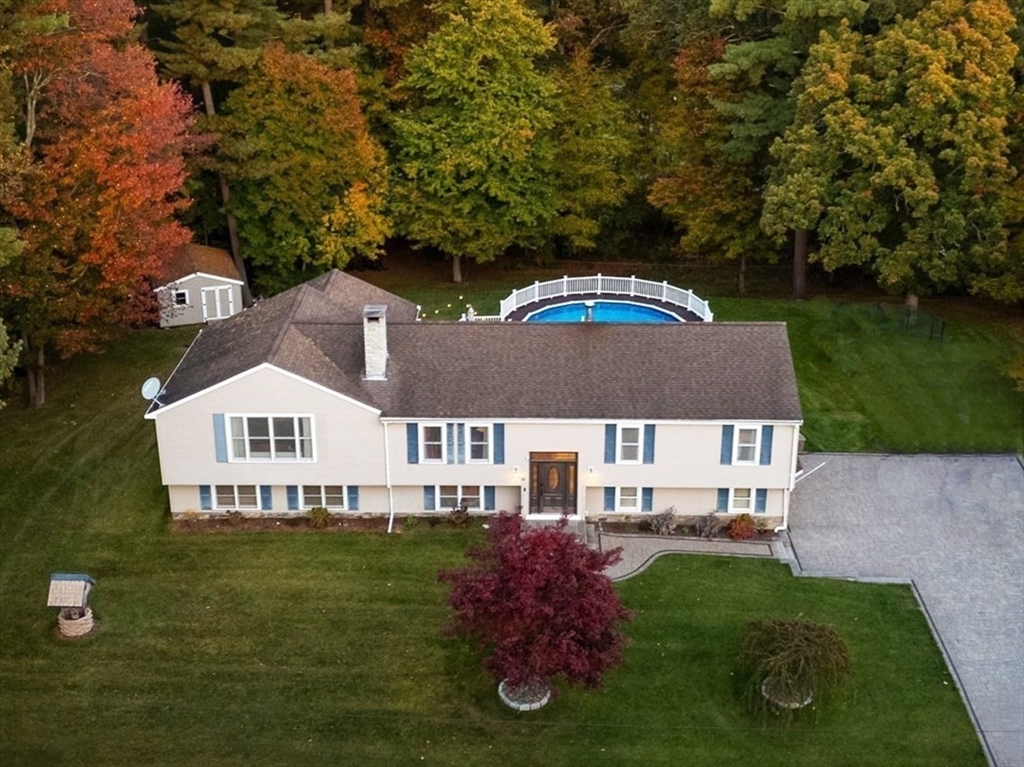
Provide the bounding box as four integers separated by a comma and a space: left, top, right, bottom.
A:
158, 244, 242, 285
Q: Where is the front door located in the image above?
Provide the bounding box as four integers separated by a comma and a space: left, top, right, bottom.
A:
529, 453, 577, 515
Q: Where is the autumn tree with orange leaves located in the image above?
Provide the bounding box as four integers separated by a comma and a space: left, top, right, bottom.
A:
0, 0, 195, 406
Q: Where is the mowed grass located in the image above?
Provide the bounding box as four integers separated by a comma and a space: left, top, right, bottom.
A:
0, 327, 985, 766
358, 255, 1023, 454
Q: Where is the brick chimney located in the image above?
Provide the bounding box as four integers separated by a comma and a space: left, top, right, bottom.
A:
363, 305, 388, 380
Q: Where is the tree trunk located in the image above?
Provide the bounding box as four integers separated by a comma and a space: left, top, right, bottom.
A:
324, 0, 333, 12
452, 254, 463, 284
906, 292, 919, 326
202, 81, 254, 307
792, 228, 808, 300
738, 252, 747, 296
27, 345, 45, 407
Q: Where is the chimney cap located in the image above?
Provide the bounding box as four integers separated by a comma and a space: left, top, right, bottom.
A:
364, 304, 387, 319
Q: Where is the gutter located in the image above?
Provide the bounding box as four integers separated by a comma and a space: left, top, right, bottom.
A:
775, 423, 803, 533
384, 421, 396, 533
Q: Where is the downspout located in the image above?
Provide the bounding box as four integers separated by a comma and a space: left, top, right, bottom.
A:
775, 423, 801, 533
385, 421, 396, 533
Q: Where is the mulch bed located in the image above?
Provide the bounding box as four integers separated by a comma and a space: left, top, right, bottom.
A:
599, 519, 777, 542
170, 516, 394, 534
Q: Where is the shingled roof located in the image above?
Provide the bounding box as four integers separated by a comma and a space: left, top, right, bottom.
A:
153, 270, 802, 422
158, 243, 242, 284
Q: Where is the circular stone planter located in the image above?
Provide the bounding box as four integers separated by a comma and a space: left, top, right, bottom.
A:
761, 677, 813, 710
498, 679, 551, 712
57, 606, 95, 638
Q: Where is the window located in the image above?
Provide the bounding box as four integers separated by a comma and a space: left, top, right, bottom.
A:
439, 485, 481, 510
618, 486, 639, 511
421, 425, 445, 463
731, 488, 752, 512
735, 428, 758, 464
302, 485, 346, 509
468, 424, 491, 462
619, 426, 641, 463
173, 290, 189, 306
215, 484, 258, 510
229, 415, 313, 461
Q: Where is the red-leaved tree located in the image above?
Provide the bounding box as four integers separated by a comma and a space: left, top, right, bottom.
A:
1, 0, 195, 405
439, 512, 632, 696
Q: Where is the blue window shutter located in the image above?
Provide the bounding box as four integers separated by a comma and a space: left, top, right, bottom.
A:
446, 424, 455, 465
720, 425, 734, 465
199, 485, 212, 511
642, 487, 654, 512
213, 414, 228, 462
643, 424, 655, 464
484, 486, 495, 510
456, 423, 466, 464
494, 423, 505, 464
716, 488, 729, 512
604, 424, 616, 464
604, 487, 615, 511
406, 423, 419, 463
260, 485, 272, 511
760, 425, 774, 465
286, 485, 299, 511
347, 486, 359, 511
755, 488, 767, 513
424, 486, 436, 511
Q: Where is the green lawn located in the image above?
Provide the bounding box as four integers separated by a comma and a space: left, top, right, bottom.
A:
0, 328, 986, 766
357, 256, 1024, 454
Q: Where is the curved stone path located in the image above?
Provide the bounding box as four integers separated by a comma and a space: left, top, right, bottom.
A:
598, 532, 778, 582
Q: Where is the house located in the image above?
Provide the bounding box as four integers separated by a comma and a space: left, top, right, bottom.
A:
154, 244, 244, 328
145, 270, 803, 529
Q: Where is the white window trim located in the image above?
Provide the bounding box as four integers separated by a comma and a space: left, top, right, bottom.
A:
729, 487, 753, 513
733, 426, 761, 465
227, 414, 316, 463
173, 289, 190, 307
466, 423, 492, 464
420, 423, 447, 464
618, 424, 643, 464
301, 484, 347, 510
214, 484, 259, 510
436, 484, 482, 511
617, 486, 640, 512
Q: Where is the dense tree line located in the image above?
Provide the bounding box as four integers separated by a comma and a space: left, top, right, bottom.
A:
0, 0, 1020, 404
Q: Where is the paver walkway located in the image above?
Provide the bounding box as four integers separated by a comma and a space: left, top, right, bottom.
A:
598, 532, 777, 581
788, 453, 1024, 767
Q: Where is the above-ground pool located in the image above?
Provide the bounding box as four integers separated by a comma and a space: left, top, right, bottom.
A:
525, 300, 683, 323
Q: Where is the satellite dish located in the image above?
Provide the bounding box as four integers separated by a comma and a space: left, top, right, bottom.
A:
141, 377, 162, 402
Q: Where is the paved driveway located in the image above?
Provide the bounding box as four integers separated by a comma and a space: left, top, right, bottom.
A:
789, 453, 1024, 767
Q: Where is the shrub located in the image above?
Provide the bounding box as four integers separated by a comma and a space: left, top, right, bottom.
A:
727, 514, 758, 540
448, 500, 471, 528
649, 507, 677, 536
307, 506, 330, 529
738, 618, 852, 726
696, 512, 721, 539
403, 515, 419, 531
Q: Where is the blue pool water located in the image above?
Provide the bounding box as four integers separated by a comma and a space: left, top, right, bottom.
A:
525, 301, 681, 323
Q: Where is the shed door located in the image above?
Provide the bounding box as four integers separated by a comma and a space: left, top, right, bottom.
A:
202, 286, 234, 321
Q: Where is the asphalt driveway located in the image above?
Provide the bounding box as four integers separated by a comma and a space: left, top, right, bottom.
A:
788, 453, 1024, 767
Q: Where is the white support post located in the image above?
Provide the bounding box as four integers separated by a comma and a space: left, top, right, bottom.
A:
596, 272, 602, 295
563, 275, 568, 297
